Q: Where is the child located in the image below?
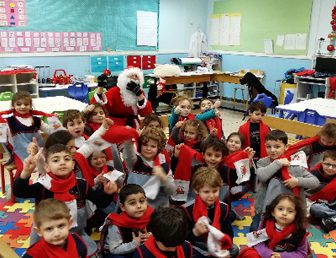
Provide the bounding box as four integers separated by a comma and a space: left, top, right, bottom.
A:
0, 91, 57, 176
142, 113, 163, 130
226, 132, 244, 154
13, 144, 118, 256
134, 207, 192, 258
167, 119, 209, 156
195, 98, 224, 139
62, 109, 87, 149
251, 129, 319, 232
308, 150, 336, 232
287, 122, 336, 169
100, 184, 152, 258
123, 127, 175, 208
240, 193, 308, 258
168, 96, 195, 131
84, 102, 107, 136
181, 167, 238, 258
22, 199, 87, 258
238, 101, 270, 160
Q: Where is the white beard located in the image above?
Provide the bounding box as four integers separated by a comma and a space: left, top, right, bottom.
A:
118, 76, 138, 115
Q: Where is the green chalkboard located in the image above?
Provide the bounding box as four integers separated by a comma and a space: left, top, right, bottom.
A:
2, 0, 159, 51
211, 0, 313, 55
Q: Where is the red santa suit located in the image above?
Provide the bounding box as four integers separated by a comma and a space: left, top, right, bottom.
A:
91, 67, 152, 128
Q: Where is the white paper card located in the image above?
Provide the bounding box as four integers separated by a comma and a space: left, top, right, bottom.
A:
246, 228, 269, 247
136, 11, 158, 46
276, 35, 284, 46
290, 150, 308, 168
264, 39, 273, 54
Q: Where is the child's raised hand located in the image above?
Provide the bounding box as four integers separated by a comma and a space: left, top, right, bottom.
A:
152, 166, 167, 183
174, 106, 182, 115
103, 180, 118, 194
26, 137, 39, 156
21, 154, 38, 179
214, 109, 221, 117
244, 147, 256, 160
174, 143, 184, 157
283, 175, 299, 189
175, 118, 186, 128
139, 228, 150, 243
213, 99, 221, 109
193, 220, 209, 237
278, 158, 290, 167
210, 128, 218, 136
103, 118, 114, 129
270, 252, 281, 258
84, 104, 95, 114
132, 232, 142, 245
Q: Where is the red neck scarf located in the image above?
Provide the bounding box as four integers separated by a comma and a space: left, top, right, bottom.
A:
286, 135, 320, 156
193, 194, 221, 230
86, 122, 102, 132
178, 113, 195, 122
238, 119, 269, 158
205, 117, 223, 139
27, 233, 79, 258
0, 109, 54, 122
265, 220, 296, 250
309, 163, 336, 202
143, 235, 186, 258
75, 152, 95, 187
47, 172, 77, 201
107, 206, 153, 229
91, 164, 108, 178
224, 150, 249, 169
275, 155, 300, 196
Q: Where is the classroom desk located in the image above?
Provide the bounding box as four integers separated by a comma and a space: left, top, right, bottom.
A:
0, 96, 87, 113
161, 73, 212, 85
276, 98, 336, 119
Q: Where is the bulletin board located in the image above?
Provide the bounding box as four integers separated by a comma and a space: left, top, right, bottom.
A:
0, 0, 159, 51
211, 0, 313, 55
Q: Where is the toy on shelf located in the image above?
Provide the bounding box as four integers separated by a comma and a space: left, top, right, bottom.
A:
52, 69, 73, 85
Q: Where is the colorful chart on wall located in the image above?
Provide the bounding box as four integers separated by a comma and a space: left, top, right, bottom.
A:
0, 0, 26, 27
0, 0, 159, 52
210, 0, 313, 55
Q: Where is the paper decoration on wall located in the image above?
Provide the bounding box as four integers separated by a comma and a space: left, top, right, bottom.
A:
136, 11, 158, 47
328, 4, 336, 53
283, 33, 306, 50
209, 13, 241, 46
0, 31, 102, 53
0, 0, 26, 27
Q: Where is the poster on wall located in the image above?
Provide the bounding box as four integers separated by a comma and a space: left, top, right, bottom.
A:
136, 11, 158, 47
0, 0, 26, 27
0, 31, 102, 53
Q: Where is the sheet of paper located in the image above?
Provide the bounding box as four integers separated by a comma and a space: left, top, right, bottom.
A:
219, 14, 230, 46
284, 34, 296, 50
230, 15, 241, 46
264, 39, 273, 54
295, 33, 307, 50
276, 35, 284, 46
209, 15, 220, 45
136, 11, 158, 47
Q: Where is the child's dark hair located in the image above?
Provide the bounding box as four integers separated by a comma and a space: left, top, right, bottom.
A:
201, 135, 228, 156
318, 123, 336, 140
84, 103, 107, 123
138, 127, 166, 153
45, 130, 74, 149
199, 98, 213, 107
323, 149, 336, 161
150, 207, 188, 247
171, 95, 192, 107
226, 132, 245, 147
11, 91, 32, 108
191, 167, 223, 191
142, 113, 163, 128
63, 109, 85, 127
45, 144, 71, 160
180, 119, 209, 142
265, 129, 288, 145
34, 199, 70, 228
263, 193, 307, 231
248, 101, 267, 113
119, 184, 146, 204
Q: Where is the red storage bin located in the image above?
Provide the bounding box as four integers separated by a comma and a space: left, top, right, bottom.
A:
141, 55, 156, 70
127, 55, 141, 68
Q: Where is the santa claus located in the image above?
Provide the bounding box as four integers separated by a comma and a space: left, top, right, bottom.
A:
91, 67, 152, 128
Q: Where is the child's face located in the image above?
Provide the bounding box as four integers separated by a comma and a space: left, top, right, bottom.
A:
90, 107, 105, 124
183, 125, 197, 141
66, 117, 85, 138
13, 98, 32, 115
320, 136, 336, 147
204, 147, 223, 168
271, 198, 296, 227
226, 135, 242, 153
66, 139, 77, 157
200, 100, 212, 112
147, 120, 161, 129
35, 218, 71, 247
141, 139, 159, 161
322, 157, 336, 176
90, 151, 107, 170
45, 151, 75, 178
265, 140, 287, 160
195, 185, 220, 207
178, 99, 192, 117
249, 110, 265, 123
120, 192, 147, 218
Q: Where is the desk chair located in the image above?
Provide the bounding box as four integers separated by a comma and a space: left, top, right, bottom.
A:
68, 82, 89, 103
0, 143, 16, 203
283, 91, 296, 119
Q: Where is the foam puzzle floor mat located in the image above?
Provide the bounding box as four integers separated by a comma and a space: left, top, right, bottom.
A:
0, 192, 335, 257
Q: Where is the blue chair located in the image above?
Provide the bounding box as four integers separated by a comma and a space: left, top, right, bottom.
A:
67, 82, 89, 103
253, 93, 273, 108
283, 90, 296, 119
297, 109, 326, 126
